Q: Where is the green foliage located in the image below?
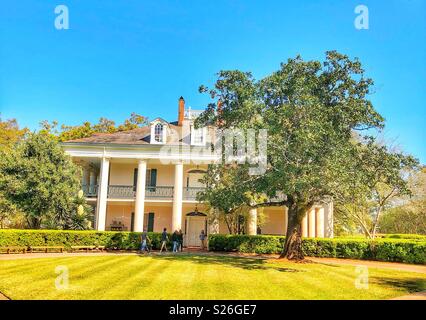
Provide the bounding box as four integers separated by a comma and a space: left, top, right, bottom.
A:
67, 190, 93, 230
195, 51, 418, 258
379, 206, 426, 235
0, 229, 173, 250
0, 132, 86, 229
0, 116, 27, 150
335, 165, 424, 237
56, 113, 149, 142
208, 234, 426, 264
378, 168, 426, 235
207, 234, 284, 253
382, 234, 426, 240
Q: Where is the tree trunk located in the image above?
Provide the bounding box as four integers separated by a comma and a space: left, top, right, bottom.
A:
279, 204, 305, 260
371, 207, 382, 239
27, 216, 41, 229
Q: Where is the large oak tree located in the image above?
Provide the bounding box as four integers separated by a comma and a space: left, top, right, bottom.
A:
196, 51, 417, 259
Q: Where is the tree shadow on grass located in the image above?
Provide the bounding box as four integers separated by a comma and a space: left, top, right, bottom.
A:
370, 277, 426, 294
137, 253, 302, 273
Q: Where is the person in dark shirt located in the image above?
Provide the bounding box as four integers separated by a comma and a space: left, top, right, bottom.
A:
178, 229, 184, 252
160, 228, 168, 253
172, 230, 179, 252
140, 229, 150, 253
199, 230, 207, 250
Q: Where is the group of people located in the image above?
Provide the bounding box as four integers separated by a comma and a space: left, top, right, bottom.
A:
139, 228, 207, 253
167, 228, 184, 253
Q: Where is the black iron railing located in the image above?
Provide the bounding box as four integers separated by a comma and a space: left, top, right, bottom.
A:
108, 185, 136, 198
145, 186, 174, 199
82, 184, 98, 197
183, 187, 205, 200
84, 184, 206, 200
107, 185, 175, 199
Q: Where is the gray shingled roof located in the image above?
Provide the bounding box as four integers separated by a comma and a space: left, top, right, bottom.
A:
64, 123, 189, 145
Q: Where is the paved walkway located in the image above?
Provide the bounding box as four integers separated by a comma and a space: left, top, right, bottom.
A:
307, 257, 426, 274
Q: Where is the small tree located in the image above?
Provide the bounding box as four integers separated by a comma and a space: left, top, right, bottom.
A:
0, 132, 88, 229
378, 167, 426, 234
335, 139, 419, 238
198, 164, 251, 234
68, 190, 93, 230
0, 116, 27, 149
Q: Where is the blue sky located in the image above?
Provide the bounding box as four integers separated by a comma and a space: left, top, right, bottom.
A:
0, 0, 425, 163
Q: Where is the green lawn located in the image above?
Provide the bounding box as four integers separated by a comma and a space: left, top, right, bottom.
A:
0, 254, 425, 299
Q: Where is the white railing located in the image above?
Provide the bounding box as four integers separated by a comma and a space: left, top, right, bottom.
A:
184, 108, 204, 120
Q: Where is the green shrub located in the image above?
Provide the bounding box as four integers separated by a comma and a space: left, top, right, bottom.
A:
0, 229, 172, 250
208, 234, 426, 264
382, 234, 426, 241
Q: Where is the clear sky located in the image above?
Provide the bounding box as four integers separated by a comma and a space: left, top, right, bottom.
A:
0, 0, 425, 163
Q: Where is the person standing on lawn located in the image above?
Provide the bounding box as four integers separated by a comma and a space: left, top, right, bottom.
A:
178, 229, 184, 252
172, 230, 179, 252
160, 228, 169, 253
199, 230, 206, 250
140, 229, 150, 254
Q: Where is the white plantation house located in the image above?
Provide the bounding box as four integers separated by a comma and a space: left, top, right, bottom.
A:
61, 97, 333, 246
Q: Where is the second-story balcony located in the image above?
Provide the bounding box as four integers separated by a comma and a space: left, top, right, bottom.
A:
82, 184, 98, 198
82, 185, 205, 201
183, 187, 205, 200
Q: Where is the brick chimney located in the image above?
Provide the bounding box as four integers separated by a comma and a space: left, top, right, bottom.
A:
178, 96, 185, 126
217, 99, 224, 126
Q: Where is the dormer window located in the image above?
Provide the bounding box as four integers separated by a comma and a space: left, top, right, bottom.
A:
154, 123, 164, 143
191, 126, 206, 146
150, 118, 168, 144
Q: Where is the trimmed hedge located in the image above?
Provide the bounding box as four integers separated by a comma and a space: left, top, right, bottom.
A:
0, 229, 172, 250
382, 234, 426, 240
208, 234, 426, 265
1, 230, 425, 264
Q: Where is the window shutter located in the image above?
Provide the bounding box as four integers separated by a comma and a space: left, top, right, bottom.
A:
148, 212, 155, 232
150, 169, 157, 187
145, 169, 151, 187
133, 169, 138, 191
130, 212, 135, 231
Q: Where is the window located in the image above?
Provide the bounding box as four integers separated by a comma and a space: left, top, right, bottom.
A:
191, 126, 204, 145
133, 168, 157, 191
154, 123, 163, 143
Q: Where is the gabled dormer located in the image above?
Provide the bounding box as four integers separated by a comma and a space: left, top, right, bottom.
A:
149, 118, 169, 144
190, 124, 207, 146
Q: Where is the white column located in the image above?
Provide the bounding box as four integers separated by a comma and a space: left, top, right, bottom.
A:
96, 158, 110, 231
315, 207, 325, 238
308, 208, 316, 238
172, 162, 184, 231
301, 214, 308, 237
324, 201, 334, 238
134, 160, 147, 232
247, 207, 257, 235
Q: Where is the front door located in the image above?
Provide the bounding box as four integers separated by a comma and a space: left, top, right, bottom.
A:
186, 216, 206, 247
